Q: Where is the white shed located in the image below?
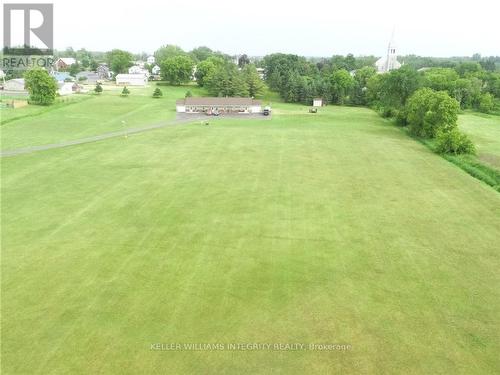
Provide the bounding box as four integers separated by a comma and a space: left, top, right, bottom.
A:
313, 98, 323, 107
4, 78, 26, 91
115, 74, 148, 86
58, 82, 74, 96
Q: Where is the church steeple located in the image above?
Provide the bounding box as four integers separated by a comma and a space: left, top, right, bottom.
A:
375, 28, 402, 73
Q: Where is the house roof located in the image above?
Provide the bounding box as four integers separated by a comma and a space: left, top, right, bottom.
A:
176, 97, 262, 106
57, 57, 76, 65
51, 71, 72, 81
7, 78, 25, 84
76, 71, 98, 77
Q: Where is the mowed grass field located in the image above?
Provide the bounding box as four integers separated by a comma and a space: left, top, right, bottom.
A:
1, 100, 500, 374
459, 112, 500, 170
0, 85, 205, 150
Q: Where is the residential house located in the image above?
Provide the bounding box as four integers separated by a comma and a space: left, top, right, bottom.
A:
97, 64, 111, 79
147, 55, 155, 65
151, 65, 161, 75
54, 57, 77, 71
128, 65, 150, 77
75, 71, 100, 84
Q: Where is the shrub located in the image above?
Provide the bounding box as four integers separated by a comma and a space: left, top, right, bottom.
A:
406, 88, 460, 138
395, 108, 408, 126
78, 76, 88, 82
435, 129, 475, 155
152, 87, 163, 98
185, 90, 193, 98
478, 93, 494, 113
24, 68, 58, 105
121, 86, 130, 96
94, 83, 103, 94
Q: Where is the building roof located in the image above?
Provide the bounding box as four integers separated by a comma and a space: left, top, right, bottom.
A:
176, 97, 262, 106
57, 57, 76, 65
51, 71, 72, 82
76, 71, 98, 78
6, 78, 25, 84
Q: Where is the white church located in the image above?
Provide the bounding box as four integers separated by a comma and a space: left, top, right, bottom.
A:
375, 35, 402, 73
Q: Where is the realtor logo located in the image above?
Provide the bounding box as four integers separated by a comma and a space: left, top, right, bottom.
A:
3, 3, 53, 54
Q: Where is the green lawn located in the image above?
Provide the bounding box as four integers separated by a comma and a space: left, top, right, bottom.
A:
0, 84, 205, 150
459, 112, 500, 170
1, 104, 500, 374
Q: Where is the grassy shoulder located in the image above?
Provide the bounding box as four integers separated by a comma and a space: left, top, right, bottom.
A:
415, 136, 500, 192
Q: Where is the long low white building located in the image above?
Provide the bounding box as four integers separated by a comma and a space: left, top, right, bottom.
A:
176, 97, 262, 114
115, 74, 148, 86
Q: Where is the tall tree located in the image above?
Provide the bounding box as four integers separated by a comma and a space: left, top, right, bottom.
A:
406, 88, 460, 138
242, 64, 265, 98
238, 54, 250, 68
24, 68, 58, 105
190, 46, 213, 62
106, 49, 133, 74
195, 56, 225, 87
160, 55, 194, 85
154, 45, 186, 64
330, 69, 354, 104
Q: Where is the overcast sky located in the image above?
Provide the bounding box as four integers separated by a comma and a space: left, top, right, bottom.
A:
2, 0, 500, 57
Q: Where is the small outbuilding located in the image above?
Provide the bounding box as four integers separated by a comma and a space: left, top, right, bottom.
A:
176, 97, 263, 114
313, 98, 323, 107
4, 78, 26, 92
58, 82, 74, 96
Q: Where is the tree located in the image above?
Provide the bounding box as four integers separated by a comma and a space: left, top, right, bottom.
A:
121, 86, 130, 96
478, 93, 494, 113
435, 129, 475, 155
160, 55, 194, 85
330, 69, 354, 104
406, 88, 460, 138
456, 62, 482, 77
351, 66, 376, 105
94, 82, 103, 94
195, 56, 225, 87
380, 65, 421, 109
154, 45, 186, 64
24, 68, 58, 105
238, 54, 250, 68
106, 49, 133, 74
242, 64, 265, 98
190, 46, 213, 62
152, 87, 163, 98
423, 68, 459, 94
205, 63, 249, 97
69, 62, 81, 77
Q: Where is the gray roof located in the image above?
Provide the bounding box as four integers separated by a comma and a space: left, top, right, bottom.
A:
176, 97, 262, 106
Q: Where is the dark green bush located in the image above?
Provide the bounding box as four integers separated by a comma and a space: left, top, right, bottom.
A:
152, 87, 163, 98
435, 129, 475, 155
